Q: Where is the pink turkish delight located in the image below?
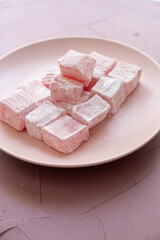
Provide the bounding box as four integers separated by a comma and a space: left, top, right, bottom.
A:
50, 74, 84, 104
56, 91, 91, 116
91, 77, 126, 115
43, 115, 89, 154
41, 65, 60, 89
18, 80, 50, 106
25, 101, 66, 140
58, 49, 96, 87
72, 95, 110, 129
85, 52, 117, 91
0, 89, 38, 131
108, 61, 141, 96
84, 68, 105, 92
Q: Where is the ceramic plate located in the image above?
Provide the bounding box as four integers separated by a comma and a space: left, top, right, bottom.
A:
0, 37, 160, 167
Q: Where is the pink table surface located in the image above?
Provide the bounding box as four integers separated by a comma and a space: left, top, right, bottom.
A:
0, 0, 160, 239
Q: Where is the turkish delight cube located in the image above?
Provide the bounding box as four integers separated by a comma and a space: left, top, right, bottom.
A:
56, 91, 91, 116
58, 49, 96, 87
91, 77, 126, 115
108, 61, 141, 96
84, 68, 105, 92
50, 74, 84, 104
41, 65, 60, 89
25, 101, 66, 140
86, 51, 117, 90
43, 115, 89, 154
0, 89, 38, 131
72, 95, 110, 129
18, 80, 50, 106
91, 51, 117, 74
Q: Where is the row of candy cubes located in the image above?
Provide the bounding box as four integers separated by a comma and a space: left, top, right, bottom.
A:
0, 50, 141, 154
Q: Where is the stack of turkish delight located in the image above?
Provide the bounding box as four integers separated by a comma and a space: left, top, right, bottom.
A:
0, 49, 141, 154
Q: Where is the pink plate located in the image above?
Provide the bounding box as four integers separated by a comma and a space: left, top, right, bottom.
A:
0, 37, 160, 167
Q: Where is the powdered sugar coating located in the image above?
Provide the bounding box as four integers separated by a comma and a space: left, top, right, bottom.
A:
108, 61, 141, 95
25, 101, 66, 140
43, 115, 89, 154
72, 95, 110, 129
18, 80, 50, 106
41, 65, 60, 89
50, 74, 84, 104
91, 51, 117, 76
91, 77, 126, 115
58, 49, 96, 87
85, 68, 105, 91
55, 91, 91, 116
85, 52, 117, 91
0, 89, 38, 131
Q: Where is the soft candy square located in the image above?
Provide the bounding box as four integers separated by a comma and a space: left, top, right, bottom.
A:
41, 65, 60, 89
56, 91, 91, 116
85, 68, 105, 92
25, 101, 66, 140
91, 52, 117, 74
50, 74, 84, 104
85, 51, 117, 91
58, 49, 96, 87
72, 95, 110, 129
91, 77, 126, 115
0, 89, 38, 131
18, 80, 50, 106
43, 115, 89, 154
108, 61, 141, 96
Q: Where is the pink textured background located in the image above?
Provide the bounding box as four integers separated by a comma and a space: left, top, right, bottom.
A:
0, 0, 160, 239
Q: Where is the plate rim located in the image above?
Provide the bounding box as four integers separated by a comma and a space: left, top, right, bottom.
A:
1, 36, 160, 69
0, 127, 159, 168
0, 36, 160, 168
